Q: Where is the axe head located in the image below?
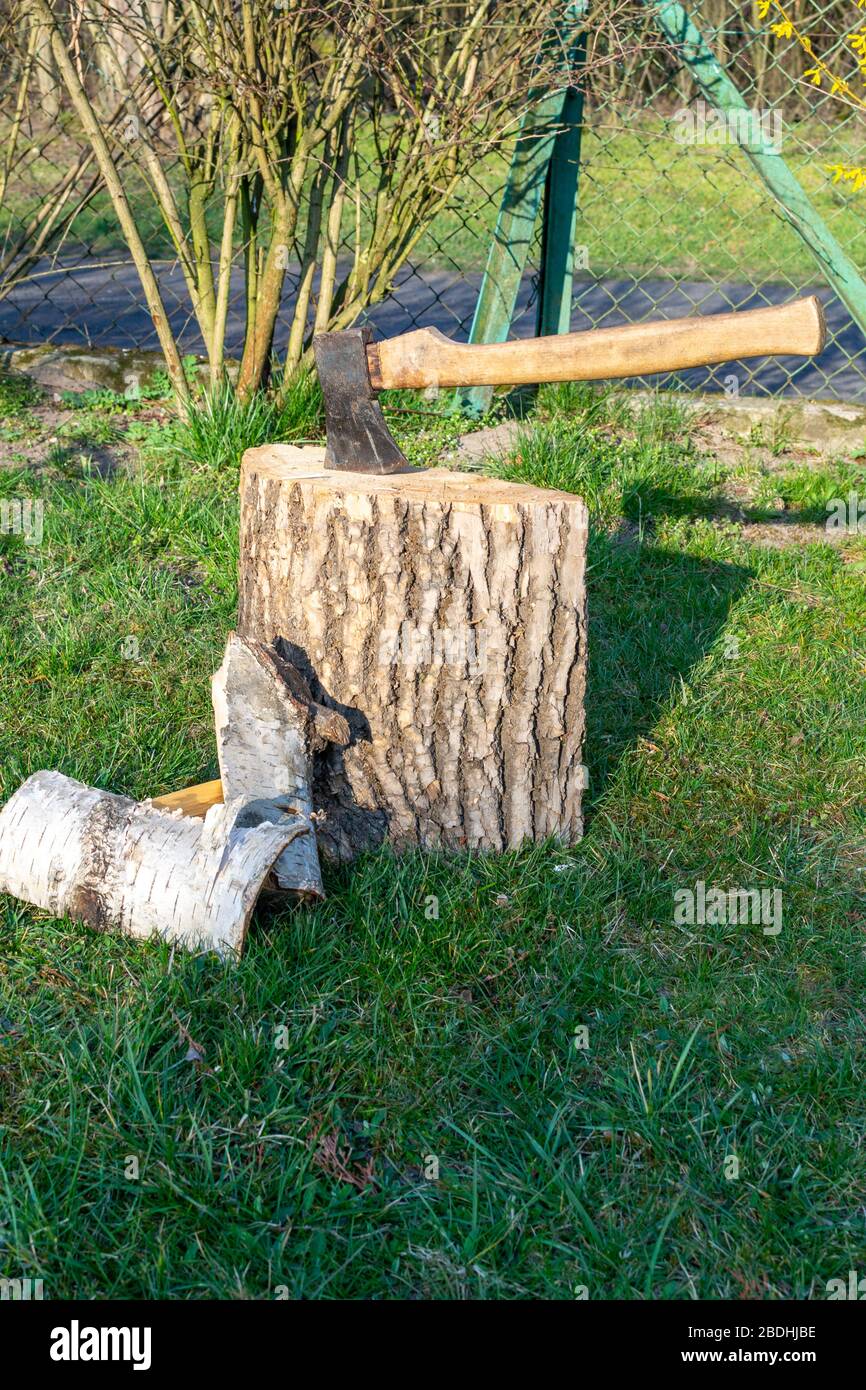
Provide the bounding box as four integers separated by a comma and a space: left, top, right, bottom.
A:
313, 326, 408, 473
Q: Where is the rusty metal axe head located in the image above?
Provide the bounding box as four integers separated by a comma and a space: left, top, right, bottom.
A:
313, 326, 408, 474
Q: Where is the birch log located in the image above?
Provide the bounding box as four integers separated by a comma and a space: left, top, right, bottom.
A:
0, 770, 313, 955
237, 445, 589, 859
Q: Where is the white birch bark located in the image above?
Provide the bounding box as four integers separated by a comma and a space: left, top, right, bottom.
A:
0, 770, 314, 956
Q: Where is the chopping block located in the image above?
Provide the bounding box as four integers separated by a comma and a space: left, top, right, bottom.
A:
234, 444, 589, 861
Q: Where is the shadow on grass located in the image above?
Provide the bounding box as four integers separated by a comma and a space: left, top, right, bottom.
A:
584, 527, 752, 819
619, 477, 834, 528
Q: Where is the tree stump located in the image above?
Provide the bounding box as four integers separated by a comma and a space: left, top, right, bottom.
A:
238, 445, 588, 861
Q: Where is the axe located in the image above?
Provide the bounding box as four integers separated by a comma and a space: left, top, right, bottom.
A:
313, 296, 826, 472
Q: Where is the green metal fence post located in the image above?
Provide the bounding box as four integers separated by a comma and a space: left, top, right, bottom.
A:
646, 0, 866, 339
457, 2, 588, 417
537, 79, 586, 338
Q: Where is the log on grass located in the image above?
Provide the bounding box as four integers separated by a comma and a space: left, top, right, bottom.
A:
237, 445, 589, 860
0, 770, 314, 955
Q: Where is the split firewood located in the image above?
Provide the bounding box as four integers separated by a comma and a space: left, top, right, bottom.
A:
212, 631, 348, 896
0, 770, 315, 955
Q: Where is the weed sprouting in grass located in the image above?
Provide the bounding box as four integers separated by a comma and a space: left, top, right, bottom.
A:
0, 373, 41, 419
748, 407, 798, 459
174, 375, 326, 473
59, 380, 175, 413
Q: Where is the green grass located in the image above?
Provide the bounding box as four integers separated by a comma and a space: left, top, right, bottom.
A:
2, 388, 866, 1298
175, 375, 326, 473
414, 114, 866, 281
170, 377, 480, 476
0, 372, 42, 419
414, 118, 866, 282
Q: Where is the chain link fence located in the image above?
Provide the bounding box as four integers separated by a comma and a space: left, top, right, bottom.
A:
562, 0, 866, 399
1, 1, 864, 401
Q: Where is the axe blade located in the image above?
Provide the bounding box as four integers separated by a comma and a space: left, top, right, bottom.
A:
313, 326, 408, 474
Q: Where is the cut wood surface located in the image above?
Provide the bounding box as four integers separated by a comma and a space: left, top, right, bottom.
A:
0, 771, 314, 954
368, 297, 826, 390
152, 779, 223, 816
238, 445, 589, 859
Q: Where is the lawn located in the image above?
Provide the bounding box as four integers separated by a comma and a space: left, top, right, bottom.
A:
1, 375, 866, 1298
416, 117, 866, 286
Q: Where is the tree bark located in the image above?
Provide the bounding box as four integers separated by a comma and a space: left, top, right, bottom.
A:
237, 445, 589, 860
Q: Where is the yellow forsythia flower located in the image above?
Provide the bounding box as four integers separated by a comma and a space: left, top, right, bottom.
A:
803, 66, 822, 85
827, 163, 866, 190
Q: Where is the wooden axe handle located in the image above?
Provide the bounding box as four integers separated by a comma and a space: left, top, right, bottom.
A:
368, 296, 826, 391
